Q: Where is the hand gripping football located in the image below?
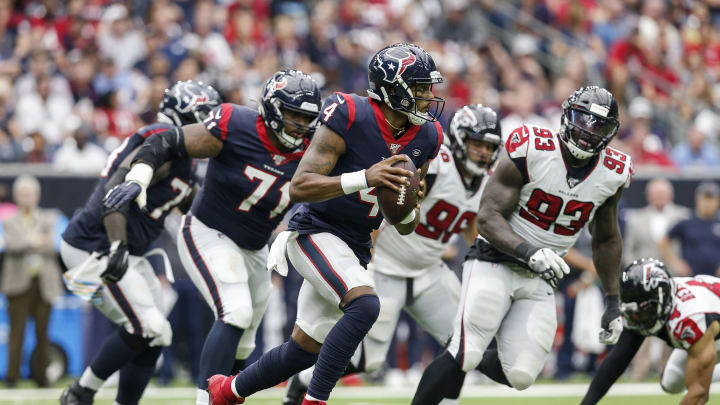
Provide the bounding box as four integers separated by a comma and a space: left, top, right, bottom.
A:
377, 157, 420, 225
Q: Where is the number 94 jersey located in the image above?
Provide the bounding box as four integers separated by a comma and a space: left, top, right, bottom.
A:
372, 144, 484, 277
504, 124, 632, 256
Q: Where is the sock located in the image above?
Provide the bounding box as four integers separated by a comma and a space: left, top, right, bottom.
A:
298, 367, 313, 386
116, 346, 162, 405
230, 358, 246, 375
198, 320, 244, 390
78, 367, 104, 391
307, 295, 380, 401
234, 338, 318, 397
90, 328, 151, 380
196, 389, 209, 405
411, 351, 466, 405
476, 349, 511, 387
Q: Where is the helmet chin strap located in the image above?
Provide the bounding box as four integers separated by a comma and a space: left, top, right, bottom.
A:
463, 158, 487, 176
278, 129, 303, 150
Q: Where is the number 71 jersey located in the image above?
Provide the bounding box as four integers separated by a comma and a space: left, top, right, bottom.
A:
505, 124, 632, 256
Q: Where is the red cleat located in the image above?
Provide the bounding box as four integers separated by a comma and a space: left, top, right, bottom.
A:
207, 374, 244, 405
301, 397, 327, 405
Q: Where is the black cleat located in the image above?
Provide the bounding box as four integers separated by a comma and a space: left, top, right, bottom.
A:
60, 381, 96, 405
281, 374, 308, 405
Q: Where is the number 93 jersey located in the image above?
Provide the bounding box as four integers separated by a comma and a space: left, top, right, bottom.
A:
192, 103, 304, 250
372, 144, 484, 277
503, 124, 632, 256
666, 276, 720, 350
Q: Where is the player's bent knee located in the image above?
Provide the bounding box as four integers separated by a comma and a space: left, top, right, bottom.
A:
660, 368, 685, 394
460, 350, 483, 372
223, 309, 254, 330
344, 294, 381, 328
506, 368, 536, 391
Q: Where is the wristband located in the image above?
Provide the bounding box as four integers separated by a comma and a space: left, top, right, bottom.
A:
340, 170, 368, 194
515, 241, 540, 263
125, 162, 154, 189
399, 209, 416, 224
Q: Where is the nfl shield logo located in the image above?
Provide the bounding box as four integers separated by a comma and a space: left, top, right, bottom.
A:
389, 143, 402, 155
273, 154, 287, 166
566, 176, 580, 188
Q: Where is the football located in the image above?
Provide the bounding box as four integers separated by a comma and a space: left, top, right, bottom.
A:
377, 157, 420, 225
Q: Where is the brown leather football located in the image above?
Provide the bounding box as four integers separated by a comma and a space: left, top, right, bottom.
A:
377, 157, 420, 225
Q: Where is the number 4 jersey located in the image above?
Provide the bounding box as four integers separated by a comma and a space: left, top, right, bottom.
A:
371, 144, 485, 278
62, 123, 196, 255
472, 124, 632, 264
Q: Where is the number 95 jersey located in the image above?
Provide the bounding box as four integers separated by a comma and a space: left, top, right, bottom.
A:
504, 124, 632, 256
372, 144, 484, 277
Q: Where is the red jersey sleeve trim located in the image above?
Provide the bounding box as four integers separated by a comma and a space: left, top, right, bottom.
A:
340, 93, 356, 133
219, 103, 233, 141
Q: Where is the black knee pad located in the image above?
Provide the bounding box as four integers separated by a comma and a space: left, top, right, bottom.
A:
118, 328, 152, 351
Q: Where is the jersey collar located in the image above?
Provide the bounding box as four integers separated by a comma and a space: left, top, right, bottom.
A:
369, 99, 421, 156
256, 116, 304, 163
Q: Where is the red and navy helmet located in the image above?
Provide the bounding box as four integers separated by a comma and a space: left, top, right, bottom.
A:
158, 81, 222, 127
259, 69, 321, 150
447, 105, 502, 176
559, 86, 620, 160
620, 258, 675, 336
367, 43, 445, 125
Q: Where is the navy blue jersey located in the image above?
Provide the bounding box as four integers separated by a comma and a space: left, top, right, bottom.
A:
191, 103, 304, 250
63, 123, 195, 255
289, 93, 443, 264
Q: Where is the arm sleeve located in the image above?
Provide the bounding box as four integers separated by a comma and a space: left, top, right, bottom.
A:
203, 103, 236, 142
319, 93, 355, 140
580, 330, 645, 405
505, 126, 530, 184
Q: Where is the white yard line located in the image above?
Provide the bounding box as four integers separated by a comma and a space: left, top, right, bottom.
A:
1, 383, 718, 401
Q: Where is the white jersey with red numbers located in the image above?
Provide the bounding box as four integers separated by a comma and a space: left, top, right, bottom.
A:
499, 124, 632, 257
666, 276, 720, 350
371, 145, 486, 278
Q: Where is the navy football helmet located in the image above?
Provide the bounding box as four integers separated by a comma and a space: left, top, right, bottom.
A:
620, 258, 675, 336
259, 69, 321, 150
559, 86, 619, 160
367, 43, 445, 125
158, 81, 222, 127
447, 105, 502, 176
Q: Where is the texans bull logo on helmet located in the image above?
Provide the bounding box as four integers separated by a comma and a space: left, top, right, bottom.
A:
174, 84, 212, 114
375, 48, 417, 83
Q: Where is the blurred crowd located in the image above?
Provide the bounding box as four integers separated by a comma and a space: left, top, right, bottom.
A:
0, 0, 719, 171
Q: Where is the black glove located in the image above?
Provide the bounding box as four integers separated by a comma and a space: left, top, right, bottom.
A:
101, 240, 129, 283
599, 295, 623, 344
103, 182, 142, 211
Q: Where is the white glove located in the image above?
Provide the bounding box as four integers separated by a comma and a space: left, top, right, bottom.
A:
125, 162, 154, 210
527, 248, 571, 288
599, 295, 623, 344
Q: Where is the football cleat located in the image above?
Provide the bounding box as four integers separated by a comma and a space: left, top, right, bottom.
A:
301, 397, 326, 405
282, 374, 308, 405
207, 374, 245, 405
59, 381, 95, 405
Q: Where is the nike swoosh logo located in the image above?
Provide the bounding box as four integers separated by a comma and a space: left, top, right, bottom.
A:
337, 94, 345, 104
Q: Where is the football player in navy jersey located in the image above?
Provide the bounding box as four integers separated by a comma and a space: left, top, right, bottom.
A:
59, 81, 221, 405
103, 70, 322, 405
202, 43, 445, 405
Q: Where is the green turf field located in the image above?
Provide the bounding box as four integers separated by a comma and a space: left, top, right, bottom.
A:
10, 395, 719, 405
3, 384, 719, 405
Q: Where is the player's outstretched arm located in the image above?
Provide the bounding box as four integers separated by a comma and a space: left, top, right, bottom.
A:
590, 186, 625, 344
580, 330, 645, 405
681, 321, 720, 405
104, 124, 220, 210
289, 125, 413, 203
477, 151, 532, 256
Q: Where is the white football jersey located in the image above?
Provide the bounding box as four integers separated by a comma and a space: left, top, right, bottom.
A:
666, 276, 720, 350
502, 124, 632, 256
371, 145, 485, 278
